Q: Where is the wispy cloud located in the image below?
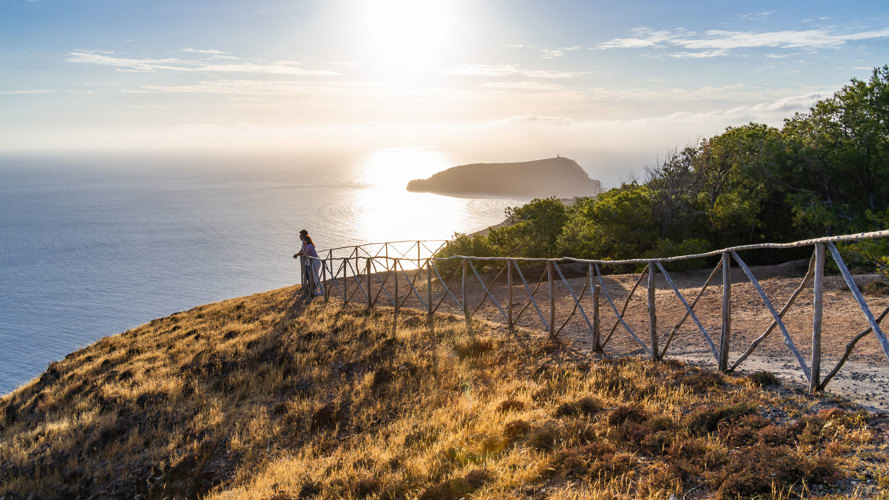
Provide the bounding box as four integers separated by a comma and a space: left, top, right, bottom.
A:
68, 50, 338, 76
482, 81, 568, 91
739, 11, 772, 21
443, 64, 585, 79
598, 26, 889, 57
745, 91, 829, 113
599, 28, 679, 49
541, 45, 583, 59
180, 48, 229, 55
670, 49, 728, 59
0, 89, 54, 95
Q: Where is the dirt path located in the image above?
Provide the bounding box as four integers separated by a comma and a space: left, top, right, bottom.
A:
329, 261, 889, 412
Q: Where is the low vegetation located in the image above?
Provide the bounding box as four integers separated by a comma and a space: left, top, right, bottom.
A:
440, 67, 889, 271
2, 287, 888, 498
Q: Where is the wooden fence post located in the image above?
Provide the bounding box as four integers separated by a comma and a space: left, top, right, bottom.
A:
547, 261, 555, 338
427, 258, 433, 333
648, 261, 659, 360
463, 258, 472, 334
393, 258, 399, 334
366, 258, 372, 309
326, 251, 333, 302
342, 259, 348, 308
321, 256, 328, 303
507, 260, 514, 334
811, 243, 825, 393
593, 282, 601, 352
719, 252, 731, 371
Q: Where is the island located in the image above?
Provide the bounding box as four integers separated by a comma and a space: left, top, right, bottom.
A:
406, 156, 601, 198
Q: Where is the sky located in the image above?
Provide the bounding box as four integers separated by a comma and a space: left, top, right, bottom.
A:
2, 0, 889, 182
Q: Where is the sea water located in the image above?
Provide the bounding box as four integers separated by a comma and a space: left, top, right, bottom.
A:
0, 151, 524, 395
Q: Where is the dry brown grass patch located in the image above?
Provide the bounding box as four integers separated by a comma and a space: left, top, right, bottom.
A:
1, 287, 887, 499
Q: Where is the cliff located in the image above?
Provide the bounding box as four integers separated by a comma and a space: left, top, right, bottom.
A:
406, 157, 601, 198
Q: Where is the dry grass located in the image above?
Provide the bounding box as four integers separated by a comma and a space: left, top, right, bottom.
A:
1, 286, 888, 499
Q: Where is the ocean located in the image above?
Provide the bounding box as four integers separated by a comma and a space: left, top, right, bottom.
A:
0, 150, 524, 395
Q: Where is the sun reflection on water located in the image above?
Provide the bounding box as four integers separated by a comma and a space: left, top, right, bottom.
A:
343, 149, 523, 244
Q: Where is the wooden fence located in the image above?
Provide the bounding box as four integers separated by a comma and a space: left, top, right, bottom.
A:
301, 230, 889, 393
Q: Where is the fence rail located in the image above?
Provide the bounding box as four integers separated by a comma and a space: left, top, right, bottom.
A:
299, 230, 889, 393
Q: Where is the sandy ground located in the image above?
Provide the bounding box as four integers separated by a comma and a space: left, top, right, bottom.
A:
325, 259, 889, 412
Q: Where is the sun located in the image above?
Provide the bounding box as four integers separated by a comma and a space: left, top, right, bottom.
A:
355, 0, 462, 68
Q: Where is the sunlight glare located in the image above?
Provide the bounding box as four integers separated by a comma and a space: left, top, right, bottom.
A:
356, 0, 460, 67
347, 148, 486, 244
356, 148, 453, 190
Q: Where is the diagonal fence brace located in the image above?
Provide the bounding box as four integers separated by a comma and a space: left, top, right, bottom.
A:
731, 251, 811, 382
655, 261, 719, 361
594, 263, 652, 355
553, 262, 594, 335
430, 259, 464, 311
468, 259, 508, 322
827, 242, 889, 363
512, 260, 549, 331
397, 259, 427, 310
729, 252, 816, 372
819, 304, 889, 390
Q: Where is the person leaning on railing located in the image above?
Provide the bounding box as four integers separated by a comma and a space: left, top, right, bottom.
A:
293, 229, 324, 298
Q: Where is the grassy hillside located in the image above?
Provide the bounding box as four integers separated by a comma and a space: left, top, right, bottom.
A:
1, 287, 888, 499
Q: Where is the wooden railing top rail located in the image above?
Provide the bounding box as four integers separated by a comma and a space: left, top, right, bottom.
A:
321, 239, 448, 253
315, 229, 889, 264
377, 229, 889, 264
305, 228, 889, 396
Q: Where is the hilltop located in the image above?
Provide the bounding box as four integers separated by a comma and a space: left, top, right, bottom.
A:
2, 286, 888, 498
406, 157, 602, 198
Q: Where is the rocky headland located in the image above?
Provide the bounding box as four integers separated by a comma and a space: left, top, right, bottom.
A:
406, 156, 601, 198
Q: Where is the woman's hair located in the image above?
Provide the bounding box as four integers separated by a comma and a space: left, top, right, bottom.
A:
299, 229, 308, 237
304, 235, 314, 246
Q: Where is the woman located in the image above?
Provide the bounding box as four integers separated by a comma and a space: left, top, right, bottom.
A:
293, 230, 323, 297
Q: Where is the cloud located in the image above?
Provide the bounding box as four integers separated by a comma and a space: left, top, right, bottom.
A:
123, 80, 315, 96
541, 45, 583, 59
0, 89, 54, 95
0, 89, 838, 187
670, 49, 728, 59
180, 48, 229, 55
499, 114, 573, 126
598, 28, 679, 49
597, 26, 889, 57
443, 64, 585, 79
739, 11, 772, 21
482, 81, 568, 91
745, 91, 829, 113
68, 50, 338, 76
